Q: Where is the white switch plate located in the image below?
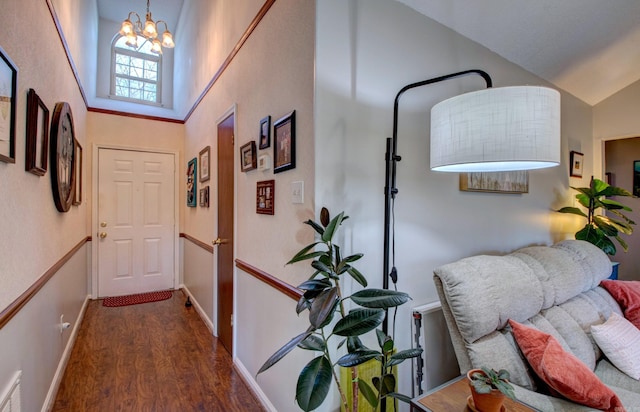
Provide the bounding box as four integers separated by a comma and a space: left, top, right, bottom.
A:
291, 181, 304, 204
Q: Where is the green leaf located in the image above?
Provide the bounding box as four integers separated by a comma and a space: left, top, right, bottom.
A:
556, 206, 588, 218
347, 267, 368, 287
287, 242, 324, 265
347, 336, 366, 353
337, 338, 346, 350
601, 198, 632, 211
332, 308, 385, 337
376, 329, 388, 349
343, 253, 364, 263
309, 288, 339, 329
298, 334, 326, 351
358, 380, 379, 409
298, 278, 332, 291
351, 289, 410, 309
334, 244, 341, 267
387, 348, 423, 366
257, 329, 312, 375
322, 212, 346, 242
296, 356, 333, 411
311, 260, 333, 275
337, 350, 381, 367
304, 219, 325, 236
372, 373, 396, 396
296, 297, 310, 314
387, 392, 413, 403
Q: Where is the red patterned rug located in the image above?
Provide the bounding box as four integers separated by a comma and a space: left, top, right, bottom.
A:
102, 290, 173, 307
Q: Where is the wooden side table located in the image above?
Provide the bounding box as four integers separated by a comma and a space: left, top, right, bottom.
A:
411, 375, 539, 411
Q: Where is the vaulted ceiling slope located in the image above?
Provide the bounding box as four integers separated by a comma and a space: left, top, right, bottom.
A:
397, 0, 640, 105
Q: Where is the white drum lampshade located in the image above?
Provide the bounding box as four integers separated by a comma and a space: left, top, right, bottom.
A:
430, 86, 561, 172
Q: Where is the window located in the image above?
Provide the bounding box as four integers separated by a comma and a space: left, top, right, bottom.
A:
111, 36, 162, 104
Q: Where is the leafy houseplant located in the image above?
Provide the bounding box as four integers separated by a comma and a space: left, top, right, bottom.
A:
557, 176, 635, 255
467, 367, 515, 412
257, 208, 422, 411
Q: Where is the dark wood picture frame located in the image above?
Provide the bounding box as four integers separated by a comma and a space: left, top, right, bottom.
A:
259, 115, 271, 149
50, 102, 76, 213
240, 141, 257, 172
570, 151, 584, 178
633, 161, 640, 197
0, 46, 17, 163
273, 111, 295, 174
199, 146, 210, 182
25, 89, 49, 175
257, 180, 275, 215
199, 186, 210, 207
187, 157, 197, 207
72, 139, 82, 205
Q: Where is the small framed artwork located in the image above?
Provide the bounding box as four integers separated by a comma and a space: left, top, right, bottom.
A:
460, 171, 529, 194
273, 110, 295, 173
25, 89, 49, 175
187, 158, 197, 207
259, 115, 271, 149
72, 139, 82, 205
633, 161, 640, 197
199, 146, 210, 182
257, 180, 275, 215
570, 151, 584, 178
605, 172, 613, 186
258, 154, 271, 171
0, 46, 17, 163
240, 141, 257, 172
199, 186, 210, 207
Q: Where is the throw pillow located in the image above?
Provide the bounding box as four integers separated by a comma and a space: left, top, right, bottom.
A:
600, 280, 640, 329
509, 319, 626, 412
591, 313, 640, 380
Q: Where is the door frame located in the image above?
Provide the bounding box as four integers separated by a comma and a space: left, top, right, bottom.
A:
91, 143, 181, 299
213, 104, 238, 354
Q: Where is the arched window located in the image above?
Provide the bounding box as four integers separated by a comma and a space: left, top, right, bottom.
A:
111, 35, 162, 104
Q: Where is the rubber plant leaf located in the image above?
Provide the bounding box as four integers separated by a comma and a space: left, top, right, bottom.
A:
309, 287, 339, 329
387, 392, 413, 403
296, 355, 333, 411
347, 336, 367, 353
257, 328, 313, 375
373, 373, 396, 396
358, 379, 379, 409
298, 278, 332, 291
556, 206, 588, 218
337, 350, 381, 367
351, 289, 410, 309
304, 219, 325, 236
321, 212, 345, 242
287, 242, 323, 265
332, 308, 385, 337
387, 348, 423, 366
297, 334, 326, 352
346, 266, 368, 287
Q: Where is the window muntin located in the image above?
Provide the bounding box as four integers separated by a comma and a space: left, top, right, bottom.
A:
111, 36, 162, 105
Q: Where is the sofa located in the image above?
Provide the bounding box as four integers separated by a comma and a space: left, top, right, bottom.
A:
433, 239, 640, 410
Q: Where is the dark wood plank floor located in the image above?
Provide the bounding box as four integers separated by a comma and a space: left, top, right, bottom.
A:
53, 290, 265, 412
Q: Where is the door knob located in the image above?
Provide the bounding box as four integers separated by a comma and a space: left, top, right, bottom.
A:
212, 238, 228, 246
99, 232, 107, 239
100, 222, 107, 228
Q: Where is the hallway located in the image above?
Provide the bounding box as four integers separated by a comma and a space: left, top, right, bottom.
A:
52, 290, 264, 411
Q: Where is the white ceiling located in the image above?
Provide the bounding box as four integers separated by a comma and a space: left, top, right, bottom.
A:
397, 0, 640, 106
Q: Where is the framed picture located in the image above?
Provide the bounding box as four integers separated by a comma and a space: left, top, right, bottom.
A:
199, 186, 210, 207
259, 115, 271, 149
258, 154, 271, 171
25, 89, 49, 175
199, 146, 210, 182
460, 171, 529, 194
240, 141, 257, 172
257, 180, 275, 215
72, 139, 82, 205
187, 158, 197, 207
570, 151, 584, 178
0, 46, 17, 163
633, 161, 640, 197
273, 111, 296, 173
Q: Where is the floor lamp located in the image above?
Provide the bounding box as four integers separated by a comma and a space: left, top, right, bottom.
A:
382, 69, 561, 334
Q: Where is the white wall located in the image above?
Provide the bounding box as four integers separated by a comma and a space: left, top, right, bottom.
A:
315, 0, 594, 406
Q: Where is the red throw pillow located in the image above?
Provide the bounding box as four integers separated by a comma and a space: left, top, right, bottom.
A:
601, 280, 640, 329
509, 319, 625, 412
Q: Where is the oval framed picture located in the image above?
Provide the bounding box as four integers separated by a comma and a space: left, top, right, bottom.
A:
50, 102, 76, 213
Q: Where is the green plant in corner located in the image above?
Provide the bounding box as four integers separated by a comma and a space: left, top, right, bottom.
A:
557, 176, 635, 255
256, 208, 422, 411
468, 367, 516, 400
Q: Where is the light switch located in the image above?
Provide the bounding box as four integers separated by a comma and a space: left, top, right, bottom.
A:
291, 181, 304, 204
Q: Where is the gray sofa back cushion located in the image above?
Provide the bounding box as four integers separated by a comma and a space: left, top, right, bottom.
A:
434, 240, 622, 390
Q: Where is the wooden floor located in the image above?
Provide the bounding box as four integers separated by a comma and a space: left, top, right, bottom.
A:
52, 290, 265, 412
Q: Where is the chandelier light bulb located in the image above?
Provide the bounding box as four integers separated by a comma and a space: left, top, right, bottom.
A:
151, 38, 163, 54
125, 32, 138, 48
119, 19, 134, 36
118, 2, 174, 52
143, 14, 158, 39
161, 31, 175, 48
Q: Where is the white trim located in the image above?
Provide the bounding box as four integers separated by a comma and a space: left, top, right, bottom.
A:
180, 284, 215, 335
42, 294, 91, 412
91, 143, 180, 298
233, 358, 277, 412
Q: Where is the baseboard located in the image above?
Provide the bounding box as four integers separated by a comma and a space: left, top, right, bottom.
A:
41, 294, 91, 412
180, 284, 215, 335
233, 358, 277, 412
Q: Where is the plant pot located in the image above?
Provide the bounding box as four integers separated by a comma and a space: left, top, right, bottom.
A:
467, 369, 506, 412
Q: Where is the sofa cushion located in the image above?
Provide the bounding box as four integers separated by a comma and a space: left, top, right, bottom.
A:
600, 280, 640, 329
509, 319, 625, 412
591, 313, 640, 380
596, 359, 640, 394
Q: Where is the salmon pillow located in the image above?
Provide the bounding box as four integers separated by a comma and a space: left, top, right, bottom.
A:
509, 319, 625, 412
600, 280, 640, 329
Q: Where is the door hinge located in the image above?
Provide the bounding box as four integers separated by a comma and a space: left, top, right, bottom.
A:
232, 134, 235, 145
230, 313, 234, 327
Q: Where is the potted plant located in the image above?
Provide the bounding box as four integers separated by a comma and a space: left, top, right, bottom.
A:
467, 367, 516, 412
557, 176, 635, 256
256, 208, 422, 411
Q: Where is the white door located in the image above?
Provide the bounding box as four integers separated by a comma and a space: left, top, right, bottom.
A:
97, 148, 175, 297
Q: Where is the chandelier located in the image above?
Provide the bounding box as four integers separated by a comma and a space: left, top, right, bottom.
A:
118, 0, 175, 54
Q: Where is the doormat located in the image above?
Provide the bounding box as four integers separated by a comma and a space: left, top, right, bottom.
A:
102, 290, 173, 307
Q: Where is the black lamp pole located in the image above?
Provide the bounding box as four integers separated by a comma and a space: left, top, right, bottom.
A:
381, 69, 493, 335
